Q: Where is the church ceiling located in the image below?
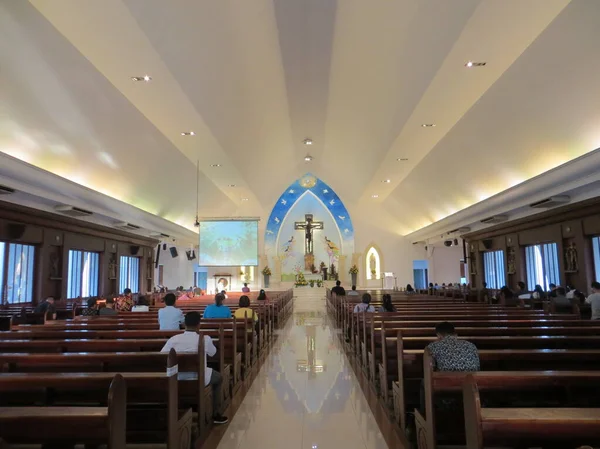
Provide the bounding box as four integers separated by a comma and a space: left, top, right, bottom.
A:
2, 0, 599, 239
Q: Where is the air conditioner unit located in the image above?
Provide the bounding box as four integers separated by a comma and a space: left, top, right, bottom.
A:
480, 215, 508, 224
54, 205, 93, 217
0, 185, 15, 195
448, 227, 472, 234
529, 195, 570, 209
114, 222, 141, 231
150, 232, 170, 239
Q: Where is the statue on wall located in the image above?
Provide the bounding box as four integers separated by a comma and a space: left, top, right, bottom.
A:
108, 256, 117, 279
49, 253, 60, 279
565, 243, 578, 272
507, 247, 516, 275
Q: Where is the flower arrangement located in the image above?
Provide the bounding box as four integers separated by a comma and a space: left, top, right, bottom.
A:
349, 264, 359, 275
309, 280, 315, 288
262, 266, 272, 276
316, 279, 323, 287
295, 272, 308, 287
239, 270, 245, 276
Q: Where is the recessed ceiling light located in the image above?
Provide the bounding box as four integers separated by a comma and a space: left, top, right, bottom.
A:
131, 75, 152, 82
396, 158, 409, 161
371, 194, 379, 198
303, 138, 313, 145
241, 198, 249, 201
421, 124, 436, 128
304, 154, 313, 162
382, 179, 391, 183
210, 164, 221, 167
228, 184, 236, 187
465, 61, 486, 68
181, 131, 195, 136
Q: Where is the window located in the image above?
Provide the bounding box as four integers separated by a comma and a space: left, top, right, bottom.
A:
525, 243, 560, 291
593, 237, 600, 282
1, 243, 35, 303
67, 250, 99, 298
483, 250, 505, 289
120, 256, 140, 293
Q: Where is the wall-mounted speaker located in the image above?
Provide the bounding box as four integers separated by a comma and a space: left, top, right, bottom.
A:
130, 245, 140, 256
169, 247, 178, 258
453, 238, 459, 246
163, 243, 167, 251
186, 250, 196, 261
7, 223, 26, 240
482, 239, 493, 250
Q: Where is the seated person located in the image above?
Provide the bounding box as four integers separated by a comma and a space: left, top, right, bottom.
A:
353, 293, 375, 313
331, 280, 346, 296
499, 286, 523, 307
552, 287, 576, 313
479, 282, 490, 303
115, 288, 134, 312
426, 321, 480, 372
99, 297, 118, 316
378, 293, 396, 312
161, 312, 228, 424
548, 283, 558, 298
203, 293, 232, 319
81, 297, 98, 316
585, 281, 600, 320
516, 281, 529, 296
234, 295, 258, 332
406, 284, 415, 294
241, 283, 250, 293
257, 289, 268, 301
132, 295, 150, 312
347, 285, 360, 296
158, 293, 184, 330
35, 296, 57, 319
532, 284, 546, 300
220, 290, 228, 300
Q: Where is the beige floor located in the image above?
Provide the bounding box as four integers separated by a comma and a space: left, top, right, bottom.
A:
216, 288, 389, 449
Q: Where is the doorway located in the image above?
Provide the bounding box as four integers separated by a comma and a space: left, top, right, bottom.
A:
413, 260, 429, 290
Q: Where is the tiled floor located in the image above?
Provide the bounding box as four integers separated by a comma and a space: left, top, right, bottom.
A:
215, 288, 390, 449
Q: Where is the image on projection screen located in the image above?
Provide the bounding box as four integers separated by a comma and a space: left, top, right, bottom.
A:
199, 221, 258, 266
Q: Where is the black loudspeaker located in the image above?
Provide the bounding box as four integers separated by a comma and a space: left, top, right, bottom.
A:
444, 240, 452, 247
130, 245, 140, 256
170, 247, 178, 258
453, 239, 459, 246
155, 244, 161, 269
7, 223, 26, 240
482, 239, 493, 250
163, 243, 167, 250
185, 250, 196, 261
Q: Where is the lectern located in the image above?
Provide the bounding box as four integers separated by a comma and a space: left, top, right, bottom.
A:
383, 272, 395, 290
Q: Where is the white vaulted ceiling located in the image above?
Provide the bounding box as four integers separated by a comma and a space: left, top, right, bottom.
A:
1, 0, 599, 241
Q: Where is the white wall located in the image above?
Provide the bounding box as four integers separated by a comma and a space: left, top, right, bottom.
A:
428, 245, 463, 285
155, 245, 196, 289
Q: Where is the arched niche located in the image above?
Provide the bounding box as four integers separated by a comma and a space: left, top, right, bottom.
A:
364, 243, 384, 281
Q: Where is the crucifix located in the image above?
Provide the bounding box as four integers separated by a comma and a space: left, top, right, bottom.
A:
294, 214, 323, 255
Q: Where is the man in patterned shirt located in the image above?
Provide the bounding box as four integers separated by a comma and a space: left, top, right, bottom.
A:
426, 321, 480, 371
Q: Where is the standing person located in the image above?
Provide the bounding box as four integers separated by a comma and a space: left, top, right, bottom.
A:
378, 294, 396, 312
158, 293, 184, 330
331, 280, 346, 296
99, 298, 118, 316
479, 282, 490, 303
257, 289, 268, 301
81, 298, 98, 316
585, 282, 600, 320
115, 288, 134, 312
203, 293, 232, 319
353, 293, 375, 313
161, 312, 228, 424
35, 296, 56, 319
241, 283, 250, 293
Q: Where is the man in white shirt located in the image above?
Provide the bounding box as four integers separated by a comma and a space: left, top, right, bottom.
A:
161, 312, 228, 424
585, 282, 600, 320
347, 285, 360, 296
158, 293, 184, 330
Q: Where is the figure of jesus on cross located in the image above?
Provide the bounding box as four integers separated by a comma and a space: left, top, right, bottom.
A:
294, 214, 323, 255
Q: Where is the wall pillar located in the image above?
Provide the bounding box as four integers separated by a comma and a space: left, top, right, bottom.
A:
273, 256, 282, 287
338, 255, 347, 284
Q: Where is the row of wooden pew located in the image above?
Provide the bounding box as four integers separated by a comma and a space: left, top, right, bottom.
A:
0, 289, 293, 448
326, 289, 600, 449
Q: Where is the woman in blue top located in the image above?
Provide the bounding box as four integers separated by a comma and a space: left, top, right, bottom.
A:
203, 293, 232, 319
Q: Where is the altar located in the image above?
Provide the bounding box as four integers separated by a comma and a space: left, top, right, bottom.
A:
304, 273, 322, 282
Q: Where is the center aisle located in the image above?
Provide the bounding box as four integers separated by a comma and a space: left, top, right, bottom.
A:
216, 288, 390, 449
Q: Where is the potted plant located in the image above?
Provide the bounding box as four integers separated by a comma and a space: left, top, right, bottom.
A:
262, 266, 272, 288
349, 264, 359, 286
317, 279, 323, 288
309, 280, 315, 288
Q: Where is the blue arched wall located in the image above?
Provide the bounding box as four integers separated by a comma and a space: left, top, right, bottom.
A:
264, 174, 354, 278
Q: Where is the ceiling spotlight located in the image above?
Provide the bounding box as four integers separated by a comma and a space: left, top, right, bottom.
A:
465, 61, 486, 68
396, 158, 409, 161
303, 138, 313, 145
382, 179, 391, 183
181, 131, 195, 136
228, 184, 236, 187
210, 164, 221, 167
421, 124, 436, 128
131, 75, 152, 82
241, 198, 249, 201
304, 154, 313, 162
371, 194, 379, 198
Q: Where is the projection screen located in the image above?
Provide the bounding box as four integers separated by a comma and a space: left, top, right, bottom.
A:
199, 220, 259, 266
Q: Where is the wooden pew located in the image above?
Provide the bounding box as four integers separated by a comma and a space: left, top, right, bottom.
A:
415, 349, 600, 449
462, 374, 600, 449
0, 373, 126, 449
0, 350, 192, 449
